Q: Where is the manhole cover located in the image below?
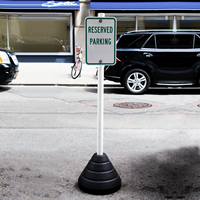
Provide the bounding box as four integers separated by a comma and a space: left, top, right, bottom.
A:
113, 102, 152, 109
198, 104, 200, 107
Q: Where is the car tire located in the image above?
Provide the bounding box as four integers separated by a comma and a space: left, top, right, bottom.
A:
123, 69, 150, 94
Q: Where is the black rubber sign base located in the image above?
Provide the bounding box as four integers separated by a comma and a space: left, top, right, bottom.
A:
78, 153, 121, 195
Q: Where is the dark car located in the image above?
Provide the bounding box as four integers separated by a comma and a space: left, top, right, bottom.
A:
104, 31, 200, 94
0, 48, 19, 84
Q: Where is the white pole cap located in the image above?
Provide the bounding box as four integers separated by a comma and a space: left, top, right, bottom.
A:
98, 13, 105, 17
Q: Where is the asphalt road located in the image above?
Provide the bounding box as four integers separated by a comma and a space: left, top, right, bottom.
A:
1, 86, 200, 200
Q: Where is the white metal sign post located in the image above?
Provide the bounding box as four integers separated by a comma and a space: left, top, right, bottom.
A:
85, 15, 116, 155
97, 65, 104, 155
78, 14, 121, 195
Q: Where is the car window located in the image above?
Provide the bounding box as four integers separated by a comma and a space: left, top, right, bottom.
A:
143, 35, 155, 48
117, 34, 150, 48
194, 35, 200, 48
156, 34, 194, 49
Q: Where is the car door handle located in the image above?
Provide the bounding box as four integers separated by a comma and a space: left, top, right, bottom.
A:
197, 53, 200, 57
143, 52, 153, 57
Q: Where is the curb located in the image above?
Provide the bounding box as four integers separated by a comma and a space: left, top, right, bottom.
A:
9, 84, 121, 87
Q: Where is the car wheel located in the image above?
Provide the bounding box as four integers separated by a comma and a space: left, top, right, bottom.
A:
123, 69, 150, 94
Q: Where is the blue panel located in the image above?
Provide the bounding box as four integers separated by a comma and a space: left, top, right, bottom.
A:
0, 0, 80, 9
17, 56, 74, 63
90, 2, 200, 10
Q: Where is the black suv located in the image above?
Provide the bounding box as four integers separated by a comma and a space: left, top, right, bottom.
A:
104, 31, 200, 94
0, 48, 19, 85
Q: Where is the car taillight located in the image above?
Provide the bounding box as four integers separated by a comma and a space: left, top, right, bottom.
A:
116, 57, 121, 62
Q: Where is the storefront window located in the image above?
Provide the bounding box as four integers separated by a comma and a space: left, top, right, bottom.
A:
8, 14, 72, 54
115, 15, 136, 38
138, 16, 173, 30
0, 15, 7, 49
105, 14, 136, 38
177, 16, 200, 29
106, 14, 175, 37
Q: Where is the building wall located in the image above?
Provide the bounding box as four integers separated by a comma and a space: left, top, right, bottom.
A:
74, 0, 94, 63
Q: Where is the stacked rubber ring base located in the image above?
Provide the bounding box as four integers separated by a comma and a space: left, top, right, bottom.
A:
78, 153, 121, 195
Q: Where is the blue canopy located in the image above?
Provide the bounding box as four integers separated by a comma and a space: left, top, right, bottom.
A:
90, 1, 200, 10
0, 0, 80, 9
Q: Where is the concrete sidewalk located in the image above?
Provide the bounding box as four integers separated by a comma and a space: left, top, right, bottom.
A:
11, 62, 120, 86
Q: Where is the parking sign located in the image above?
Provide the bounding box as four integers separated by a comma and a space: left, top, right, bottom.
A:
85, 17, 116, 65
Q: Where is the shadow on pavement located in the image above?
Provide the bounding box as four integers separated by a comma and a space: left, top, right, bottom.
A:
85, 87, 127, 95
147, 88, 200, 95
0, 86, 12, 92
127, 147, 200, 199
85, 87, 200, 95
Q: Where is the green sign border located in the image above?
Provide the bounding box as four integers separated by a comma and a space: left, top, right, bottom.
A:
85, 17, 116, 65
